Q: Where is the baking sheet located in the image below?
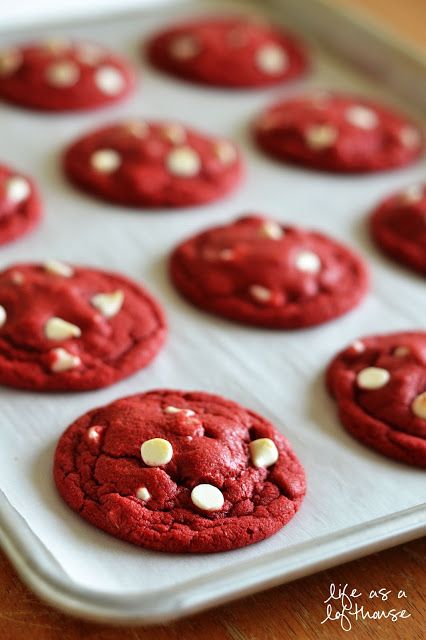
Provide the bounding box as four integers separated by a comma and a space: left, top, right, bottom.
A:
0, 0, 425, 615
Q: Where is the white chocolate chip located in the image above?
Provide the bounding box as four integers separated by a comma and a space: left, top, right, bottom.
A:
255, 43, 288, 75
260, 221, 283, 240
50, 347, 81, 372
91, 290, 124, 318
76, 43, 105, 65
90, 149, 121, 173
6, 176, 30, 204
0, 49, 22, 75
124, 120, 149, 138
191, 484, 224, 512
136, 487, 151, 501
45, 317, 81, 340
249, 438, 279, 469
356, 367, 390, 390
351, 340, 365, 353
94, 66, 125, 95
141, 438, 173, 467
305, 125, 338, 150
162, 123, 187, 145
219, 248, 234, 261
43, 38, 70, 54
0, 305, 6, 328
87, 426, 102, 441
411, 392, 426, 419
400, 125, 421, 148
257, 112, 283, 132
402, 185, 424, 203
169, 35, 200, 60
164, 405, 195, 417
44, 260, 74, 278
295, 250, 321, 273
250, 284, 272, 303
10, 270, 24, 285
214, 140, 237, 166
164, 405, 181, 414
203, 247, 234, 261
345, 105, 378, 130
166, 146, 201, 177
45, 61, 80, 87
393, 346, 410, 357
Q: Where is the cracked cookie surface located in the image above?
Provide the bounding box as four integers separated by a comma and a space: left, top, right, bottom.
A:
327, 331, 426, 467
0, 263, 166, 391
170, 214, 368, 329
54, 389, 306, 553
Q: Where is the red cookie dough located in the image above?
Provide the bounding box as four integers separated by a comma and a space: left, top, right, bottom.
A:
327, 332, 426, 468
369, 184, 426, 275
0, 164, 41, 246
170, 214, 369, 329
0, 263, 166, 391
63, 120, 243, 207
146, 16, 308, 89
54, 389, 306, 553
0, 39, 134, 112
254, 92, 423, 173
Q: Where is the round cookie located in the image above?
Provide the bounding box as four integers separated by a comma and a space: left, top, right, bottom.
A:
170, 214, 369, 329
326, 331, 426, 468
0, 39, 134, 112
254, 92, 423, 173
369, 184, 426, 275
146, 16, 308, 89
63, 120, 242, 207
54, 389, 306, 553
0, 163, 41, 246
0, 262, 166, 391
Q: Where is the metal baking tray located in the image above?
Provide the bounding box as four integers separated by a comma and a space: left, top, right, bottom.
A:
0, 0, 425, 625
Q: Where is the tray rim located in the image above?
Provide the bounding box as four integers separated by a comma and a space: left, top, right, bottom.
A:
0, 0, 425, 625
1, 490, 424, 625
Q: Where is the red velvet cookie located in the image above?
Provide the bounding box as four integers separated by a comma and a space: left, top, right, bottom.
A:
63, 120, 242, 207
54, 389, 306, 553
0, 262, 166, 391
0, 39, 134, 112
254, 92, 423, 173
369, 184, 426, 275
327, 332, 426, 468
0, 163, 41, 246
146, 16, 308, 89
170, 214, 369, 329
